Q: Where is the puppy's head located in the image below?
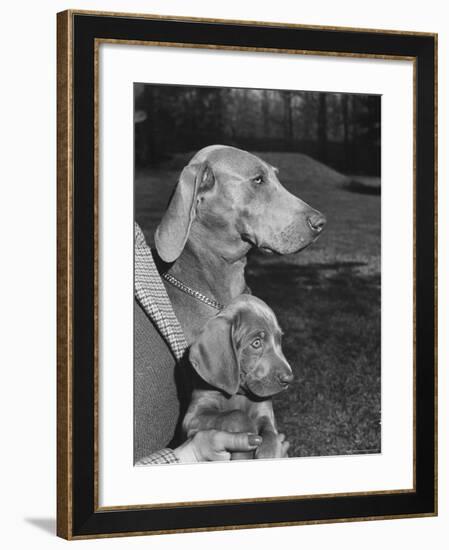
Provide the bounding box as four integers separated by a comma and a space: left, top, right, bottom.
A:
188, 295, 293, 397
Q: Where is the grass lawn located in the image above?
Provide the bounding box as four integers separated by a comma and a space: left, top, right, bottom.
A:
136, 151, 381, 458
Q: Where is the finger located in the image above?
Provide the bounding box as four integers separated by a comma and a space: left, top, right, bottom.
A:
281, 441, 290, 457
277, 433, 286, 443
211, 451, 232, 461
213, 431, 262, 452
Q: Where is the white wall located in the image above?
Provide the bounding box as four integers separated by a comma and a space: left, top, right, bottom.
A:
0, 1, 446, 548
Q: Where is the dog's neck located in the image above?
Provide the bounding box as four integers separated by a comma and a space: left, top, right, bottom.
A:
168, 238, 248, 305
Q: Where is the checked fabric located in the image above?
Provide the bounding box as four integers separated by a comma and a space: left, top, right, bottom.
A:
134, 222, 188, 361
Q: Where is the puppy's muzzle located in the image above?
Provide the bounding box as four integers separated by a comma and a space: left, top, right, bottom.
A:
278, 371, 294, 387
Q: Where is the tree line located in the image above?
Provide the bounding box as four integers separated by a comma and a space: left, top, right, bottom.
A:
135, 84, 380, 176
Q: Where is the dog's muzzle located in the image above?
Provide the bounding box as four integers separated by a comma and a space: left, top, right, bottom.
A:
307, 212, 327, 234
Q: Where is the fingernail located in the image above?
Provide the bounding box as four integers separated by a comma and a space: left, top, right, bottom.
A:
248, 434, 262, 446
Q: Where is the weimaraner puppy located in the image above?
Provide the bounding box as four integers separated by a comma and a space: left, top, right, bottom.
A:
155, 145, 326, 344
183, 294, 293, 460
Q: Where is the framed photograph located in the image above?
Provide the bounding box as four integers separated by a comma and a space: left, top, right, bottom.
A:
57, 10, 437, 540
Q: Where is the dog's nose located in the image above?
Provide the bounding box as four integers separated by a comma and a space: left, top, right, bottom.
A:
307, 212, 327, 233
278, 372, 294, 385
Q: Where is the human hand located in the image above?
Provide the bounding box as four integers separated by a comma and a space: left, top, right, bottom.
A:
173, 429, 262, 463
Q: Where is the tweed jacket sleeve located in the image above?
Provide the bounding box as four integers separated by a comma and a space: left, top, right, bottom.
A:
134, 223, 189, 463
135, 448, 179, 465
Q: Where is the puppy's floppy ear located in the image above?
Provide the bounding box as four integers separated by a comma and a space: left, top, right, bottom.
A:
189, 314, 240, 396
155, 162, 214, 263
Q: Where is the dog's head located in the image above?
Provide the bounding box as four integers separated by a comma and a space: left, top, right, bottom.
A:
155, 145, 326, 263
188, 295, 294, 397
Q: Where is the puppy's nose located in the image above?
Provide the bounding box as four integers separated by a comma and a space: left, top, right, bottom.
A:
307, 212, 327, 233
278, 371, 294, 385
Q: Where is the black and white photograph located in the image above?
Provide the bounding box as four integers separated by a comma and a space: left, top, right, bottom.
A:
133, 83, 381, 465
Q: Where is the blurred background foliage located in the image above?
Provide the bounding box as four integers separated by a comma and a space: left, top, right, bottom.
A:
134, 84, 380, 176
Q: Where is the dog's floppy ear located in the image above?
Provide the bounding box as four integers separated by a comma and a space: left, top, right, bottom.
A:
155, 162, 213, 263
189, 314, 240, 396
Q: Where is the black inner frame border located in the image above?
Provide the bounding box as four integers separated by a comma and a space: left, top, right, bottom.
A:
72, 13, 436, 537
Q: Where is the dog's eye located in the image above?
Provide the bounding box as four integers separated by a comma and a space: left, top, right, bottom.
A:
253, 176, 264, 185
251, 338, 263, 349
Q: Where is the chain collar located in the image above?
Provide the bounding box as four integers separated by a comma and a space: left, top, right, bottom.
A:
162, 272, 224, 311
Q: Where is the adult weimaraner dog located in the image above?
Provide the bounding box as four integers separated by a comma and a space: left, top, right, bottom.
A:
183, 294, 294, 460
155, 145, 326, 344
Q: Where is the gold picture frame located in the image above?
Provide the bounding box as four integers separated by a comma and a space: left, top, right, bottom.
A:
57, 10, 437, 539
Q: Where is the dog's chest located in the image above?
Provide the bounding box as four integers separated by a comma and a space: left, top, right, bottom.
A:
163, 282, 217, 344
215, 393, 266, 421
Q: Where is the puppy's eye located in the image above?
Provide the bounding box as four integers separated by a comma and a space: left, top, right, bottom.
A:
253, 176, 264, 185
251, 338, 263, 349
